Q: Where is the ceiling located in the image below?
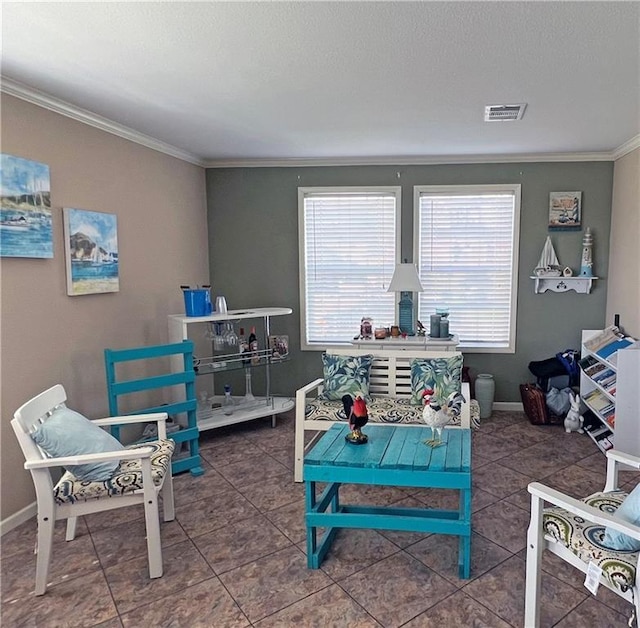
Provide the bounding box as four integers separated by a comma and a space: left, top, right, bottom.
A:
2, 2, 639, 167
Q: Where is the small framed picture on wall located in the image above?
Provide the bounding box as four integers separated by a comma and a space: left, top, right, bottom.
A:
549, 191, 581, 230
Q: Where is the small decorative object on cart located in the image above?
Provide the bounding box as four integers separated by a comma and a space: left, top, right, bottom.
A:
268, 335, 289, 359
374, 327, 388, 339
359, 317, 373, 339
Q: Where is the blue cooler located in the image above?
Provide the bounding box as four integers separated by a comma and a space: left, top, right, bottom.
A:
183, 289, 212, 317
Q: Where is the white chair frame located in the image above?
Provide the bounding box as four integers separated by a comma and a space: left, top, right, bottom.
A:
525, 449, 640, 627
11, 384, 175, 595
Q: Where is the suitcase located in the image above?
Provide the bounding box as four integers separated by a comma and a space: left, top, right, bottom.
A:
519, 383, 563, 425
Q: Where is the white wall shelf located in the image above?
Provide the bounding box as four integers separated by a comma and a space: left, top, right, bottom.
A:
530, 276, 598, 294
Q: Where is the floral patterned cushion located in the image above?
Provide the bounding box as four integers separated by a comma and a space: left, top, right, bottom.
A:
305, 396, 480, 428
318, 353, 374, 401
410, 355, 463, 405
543, 490, 637, 592
53, 439, 174, 505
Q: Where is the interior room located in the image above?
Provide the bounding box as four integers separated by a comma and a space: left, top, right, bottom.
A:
1, 2, 639, 627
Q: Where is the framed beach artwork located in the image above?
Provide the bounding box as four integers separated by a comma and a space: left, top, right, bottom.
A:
549, 191, 581, 230
0, 154, 53, 258
63, 208, 119, 296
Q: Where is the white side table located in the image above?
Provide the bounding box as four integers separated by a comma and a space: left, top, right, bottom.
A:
350, 335, 459, 352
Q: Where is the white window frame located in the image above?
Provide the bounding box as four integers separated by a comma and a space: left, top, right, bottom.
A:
298, 186, 401, 351
413, 184, 521, 353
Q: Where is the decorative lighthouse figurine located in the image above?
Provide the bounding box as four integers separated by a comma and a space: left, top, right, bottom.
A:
580, 227, 594, 277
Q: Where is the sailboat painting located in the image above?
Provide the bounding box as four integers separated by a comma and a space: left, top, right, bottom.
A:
63, 208, 119, 296
0, 154, 52, 258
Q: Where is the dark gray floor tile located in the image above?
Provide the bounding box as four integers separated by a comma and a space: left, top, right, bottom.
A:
254, 583, 381, 627
193, 513, 292, 574
120, 577, 250, 627
340, 552, 456, 628
402, 589, 512, 627
463, 554, 586, 627
219, 545, 331, 624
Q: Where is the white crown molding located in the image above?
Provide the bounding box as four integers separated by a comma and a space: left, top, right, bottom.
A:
203, 151, 617, 169
612, 134, 640, 160
1, 77, 206, 167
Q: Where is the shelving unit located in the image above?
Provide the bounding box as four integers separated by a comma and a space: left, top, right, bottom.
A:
168, 307, 294, 432
580, 328, 638, 454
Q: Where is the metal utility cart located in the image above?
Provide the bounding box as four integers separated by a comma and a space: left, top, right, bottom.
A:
168, 307, 294, 431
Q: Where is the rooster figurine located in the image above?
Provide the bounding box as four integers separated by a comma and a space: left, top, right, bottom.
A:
342, 393, 369, 444
422, 387, 466, 447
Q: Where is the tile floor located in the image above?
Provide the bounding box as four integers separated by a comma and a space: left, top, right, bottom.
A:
1, 410, 637, 627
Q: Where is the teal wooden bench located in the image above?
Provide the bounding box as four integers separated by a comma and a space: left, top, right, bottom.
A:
104, 340, 204, 477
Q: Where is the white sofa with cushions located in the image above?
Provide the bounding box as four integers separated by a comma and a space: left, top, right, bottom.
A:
294, 347, 475, 482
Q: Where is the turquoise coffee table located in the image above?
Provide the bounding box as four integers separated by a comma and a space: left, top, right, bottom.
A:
304, 423, 472, 578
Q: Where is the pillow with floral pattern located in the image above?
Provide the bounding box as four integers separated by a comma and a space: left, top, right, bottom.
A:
410, 355, 463, 405
318, 353, 373, 401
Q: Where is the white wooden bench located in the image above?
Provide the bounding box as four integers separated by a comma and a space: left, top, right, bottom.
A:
294, 348, 473, 482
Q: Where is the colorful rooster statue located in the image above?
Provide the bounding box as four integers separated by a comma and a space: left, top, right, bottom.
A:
342, 393, 369, 444
422, 387, 466, 447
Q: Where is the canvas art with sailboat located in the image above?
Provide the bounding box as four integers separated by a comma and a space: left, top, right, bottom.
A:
0, 154, 53, 258
63, 208, 119, 295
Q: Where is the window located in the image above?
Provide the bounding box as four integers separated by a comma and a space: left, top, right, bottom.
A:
299, 187, 400, 349
414, 185, 521, 352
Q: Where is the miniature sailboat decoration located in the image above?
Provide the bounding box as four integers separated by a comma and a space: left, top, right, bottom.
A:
534, 236, 562, 276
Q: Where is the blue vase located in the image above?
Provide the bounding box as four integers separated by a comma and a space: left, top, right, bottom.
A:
398, 292, 415, 335
475, 374, 495, 419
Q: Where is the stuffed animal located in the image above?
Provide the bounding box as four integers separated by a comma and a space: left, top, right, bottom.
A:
564, 392, 583, 433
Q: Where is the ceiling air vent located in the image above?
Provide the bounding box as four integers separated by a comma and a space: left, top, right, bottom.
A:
484, 103, 527, 122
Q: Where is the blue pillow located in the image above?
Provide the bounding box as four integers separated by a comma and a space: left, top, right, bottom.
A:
31, 407, 125, 481
603, 483, 640, 551
318, 353, 373, 401
410, 355, 463, 405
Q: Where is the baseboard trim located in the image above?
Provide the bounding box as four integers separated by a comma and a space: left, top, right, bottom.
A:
1, 502, 36, 536
494, 401, 524, 412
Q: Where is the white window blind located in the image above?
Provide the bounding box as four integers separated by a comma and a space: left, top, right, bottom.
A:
299, 187, 400, 348
415, 185, 520, 351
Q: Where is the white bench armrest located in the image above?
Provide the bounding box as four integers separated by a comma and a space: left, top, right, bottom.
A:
296, 378, 324, 398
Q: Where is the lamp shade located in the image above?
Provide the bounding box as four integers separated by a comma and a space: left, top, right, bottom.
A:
387, 263, 424, 292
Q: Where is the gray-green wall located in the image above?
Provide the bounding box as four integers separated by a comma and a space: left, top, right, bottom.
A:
206, 161, 614, 402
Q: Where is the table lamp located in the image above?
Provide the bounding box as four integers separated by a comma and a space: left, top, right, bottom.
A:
387, 261, 424, 335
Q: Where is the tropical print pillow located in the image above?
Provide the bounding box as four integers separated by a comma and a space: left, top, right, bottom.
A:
410, 355, 463, 405
319, 353, 373, 401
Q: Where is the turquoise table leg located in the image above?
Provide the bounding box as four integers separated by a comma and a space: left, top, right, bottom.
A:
458, 487, 472, 579
305, 480, 319, 568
